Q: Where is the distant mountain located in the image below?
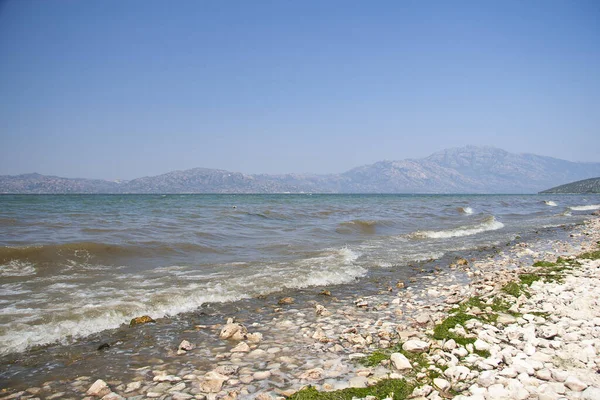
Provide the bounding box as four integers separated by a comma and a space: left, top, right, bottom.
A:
0, 173, 121, 194
2, 146, 600, 194
540, 177, 600, 194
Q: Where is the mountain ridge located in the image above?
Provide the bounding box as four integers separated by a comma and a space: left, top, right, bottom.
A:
2, 146, 600, 194
540, 177, 600, 194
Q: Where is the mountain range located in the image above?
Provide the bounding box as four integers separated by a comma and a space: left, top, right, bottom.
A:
2, 146, 600, 194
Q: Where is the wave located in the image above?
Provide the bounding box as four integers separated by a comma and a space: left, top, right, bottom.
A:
336, 219, 391, 234
569, 204, 600, 211
408, 216, 505, 239
0, 241, 222, 265
0, 260, 36, 277
457, 207, 474, 215
543, 201, 558, 207
0, 247, 364, 355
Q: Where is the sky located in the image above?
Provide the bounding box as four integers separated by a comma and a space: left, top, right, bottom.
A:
0, 0, 599, 180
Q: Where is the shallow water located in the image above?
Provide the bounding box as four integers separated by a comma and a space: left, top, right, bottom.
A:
1, 193, 599, 358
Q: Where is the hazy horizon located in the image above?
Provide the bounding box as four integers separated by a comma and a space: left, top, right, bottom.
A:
1, 1, 599, 180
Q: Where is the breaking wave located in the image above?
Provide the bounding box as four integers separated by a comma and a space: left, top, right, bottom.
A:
544, 201, 557, 207
408, 216, 505, 239
569, 204, 600, 211
457, 207, 474, 214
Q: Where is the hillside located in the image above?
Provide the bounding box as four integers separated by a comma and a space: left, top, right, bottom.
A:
540, 177, 600, 194
2, 146, 600, 194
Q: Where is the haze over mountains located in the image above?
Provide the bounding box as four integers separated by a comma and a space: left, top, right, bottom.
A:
2, 146, 600, 194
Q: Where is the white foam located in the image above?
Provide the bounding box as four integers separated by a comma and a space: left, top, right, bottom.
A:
544, 201, 558, 207
463, 207, 474, 214
569, 204, 600, 211
0, 260, 36, 277
410, 217, 505, 239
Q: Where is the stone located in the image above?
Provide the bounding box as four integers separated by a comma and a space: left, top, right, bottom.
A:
231, 341, 250, 352
299, 368, 324, 380
474, 339, 490, 352
315, 304, 331, 317
538, 326, 558, 340
199, 379, 224, 393
101, 393, 124, 400
178, 340, 195, 352
124, 381, 142, 393
277, 297, 294, 305
415, 313, 430, 324
582, 387, 600, 400
247, 332, 263, 342
390, 353, 412, 371
253, 371, 271, 380
487, 383, 510, 399
433, 378, 450, 392
565, 376, 587, 391
535, 369, 552, 381
215, 365, 239, 376
444, 365, 470, 382
348, 376, 368, 388
402, 340, 430, 353
477, 370, 496, 388
456, 258, 468, 266
497, 313, 517, 325
219, 323, 248, 340
443, 339, 457, 351
411, 385, 433, 397
86, 380, 111, 397
153, 375, 181, 382
129, 315, 155, 327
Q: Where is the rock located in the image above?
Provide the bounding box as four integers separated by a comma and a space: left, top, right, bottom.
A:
487, 383, 510, 399
101, 393, 124, 400
444, 366, 470, 382
153, 375, 181, 382
565, 376, 588, 391
474, 339, 490, 352
402, 340, 430, 353
315, 304, 331, 317
172, 393, 194, 400
477, 370, 496, 388
199, 379, 224, 393
496, 313, 517, 325
277, 297, 294, 305
299, 368, 324, 380
319, 290, 331, 296
178, 340, 195, 352
538, 326, 558, 340
247, 332, 263, 342
535, 369, 552, 381
312, 328, 328, 342
97, 343, 110, 351
433, 378, 450, 392
124, 381, 142, 393
219, 323, 248, 340
215, 365, 239, 376
348, 376, 369, 388
354, 298, 369, 307
390, 353, 412, 371
253, 371, 271, 380
456, 258, 469, 266
231, 341, 250, 352
129, 315, 155, 327
582, 387, 600, 400
86, 380, 111, 397
443, 339, 457, 351
411, 385, 433, 397
415, 313, 430, 324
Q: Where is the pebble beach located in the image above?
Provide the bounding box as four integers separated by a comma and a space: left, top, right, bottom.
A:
2, 214, 600, 399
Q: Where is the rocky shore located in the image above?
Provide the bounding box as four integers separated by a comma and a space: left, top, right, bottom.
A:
2, 217, 600, 400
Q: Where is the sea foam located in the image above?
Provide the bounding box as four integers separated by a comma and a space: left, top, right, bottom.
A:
409, 216, 505, 239
569, 204, 600, 211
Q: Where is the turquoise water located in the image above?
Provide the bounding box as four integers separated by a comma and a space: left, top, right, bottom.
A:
1, 193, 599, 355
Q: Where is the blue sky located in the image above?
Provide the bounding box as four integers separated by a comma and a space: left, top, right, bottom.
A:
0, 0, 598, 180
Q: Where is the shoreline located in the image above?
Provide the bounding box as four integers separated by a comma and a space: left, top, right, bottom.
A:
1, 216, 599, 399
